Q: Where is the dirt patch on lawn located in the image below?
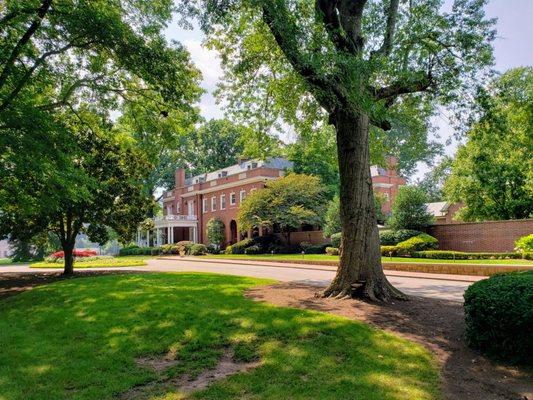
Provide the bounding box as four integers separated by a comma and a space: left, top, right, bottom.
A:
122, 347, 260, 399
246, 282, 532, 400
0, 271, 142, 300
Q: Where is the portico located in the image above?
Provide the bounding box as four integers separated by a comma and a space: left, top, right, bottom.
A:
136, 215, 198, 247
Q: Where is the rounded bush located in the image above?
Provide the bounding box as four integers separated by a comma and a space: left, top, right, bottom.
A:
244, 245, 262, 255
515, 234, 533, 254
189, 243, 208, 256
464, 271, 533, 364
226, 238, 254, 254
325, 247, 340, 256
396, 233, 438, 255
380, 229, 422, 245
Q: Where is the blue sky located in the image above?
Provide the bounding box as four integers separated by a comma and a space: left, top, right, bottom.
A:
164, 0, 533, 180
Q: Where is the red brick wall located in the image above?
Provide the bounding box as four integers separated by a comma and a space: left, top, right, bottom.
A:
427, 219, 533, 252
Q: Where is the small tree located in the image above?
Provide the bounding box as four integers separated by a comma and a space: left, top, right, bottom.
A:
238, 174, 325, 243
388, 186, 434, 231
0, 121, 152, 275
206, 218, 226, 249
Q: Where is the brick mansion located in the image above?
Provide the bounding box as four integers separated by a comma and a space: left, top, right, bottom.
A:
137, 157, 406, 247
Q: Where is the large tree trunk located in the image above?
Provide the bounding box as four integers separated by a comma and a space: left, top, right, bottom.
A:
62, 240, 75, 275
322, 110, 405, 301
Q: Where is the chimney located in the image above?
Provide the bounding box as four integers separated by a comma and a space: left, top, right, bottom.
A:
385, 155, 399, 176
175, 168, 186, 188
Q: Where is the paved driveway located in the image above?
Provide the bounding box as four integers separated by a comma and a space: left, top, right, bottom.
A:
0, 257, 482, 302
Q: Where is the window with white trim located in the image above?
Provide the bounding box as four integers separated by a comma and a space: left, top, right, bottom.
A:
220, 194, 226, 210
202, 198, 208, 213
230, 192, 236, 205
240, 190, 246, 203
211, 196, 217, 211
176, 202, 181, 214
166, 205, 172, 215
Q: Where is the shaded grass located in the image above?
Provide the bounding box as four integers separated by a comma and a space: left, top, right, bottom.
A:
30, 256, 151, 269
200, 253, 533, 265
0, 273, 440, 400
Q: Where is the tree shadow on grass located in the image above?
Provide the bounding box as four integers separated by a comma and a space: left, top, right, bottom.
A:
0, 273, 439, 400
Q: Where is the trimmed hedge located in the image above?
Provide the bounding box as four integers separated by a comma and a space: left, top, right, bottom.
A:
412, 250, 532, 260
304, 244, 329, 254
464, 271, 533, 364
380, 245, 398, 256
396, 233, 438, 255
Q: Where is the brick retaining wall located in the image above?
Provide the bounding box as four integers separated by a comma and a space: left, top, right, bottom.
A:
427, 219, 533, 252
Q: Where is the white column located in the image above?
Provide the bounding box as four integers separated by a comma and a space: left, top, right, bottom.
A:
193, 226, 198, 243
169, 226, 174, 244
146, 230, 150, 247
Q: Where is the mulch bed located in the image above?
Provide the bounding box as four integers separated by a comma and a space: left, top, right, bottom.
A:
246, 282, 532, 400
1, 273, 530, 399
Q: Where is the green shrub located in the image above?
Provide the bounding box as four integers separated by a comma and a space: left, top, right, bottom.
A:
268, 244, 302, 254
464, 271, 533, 364
244, 245, 262, 255
176, 241, 193, 252
160, 244, 173, 254
412, 250, 529, 260
189, 244, 208, 256
325, 247, 340, 256
305, 244, 328, 254
396, 234, 438, 255
380, 245, 398, 256
379, 229, 422, 245
226, 238, 254, 254
330, 232, 342, 248
150, 248, 162, 256
118, 245, 140, 256
515, 234, 533, 254
206, 245, 220, 254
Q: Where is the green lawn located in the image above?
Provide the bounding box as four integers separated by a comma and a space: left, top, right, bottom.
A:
0, 258, 12, 265
0, 273, 439, 400
200, 253, 533, 265
30, 255, 151, 269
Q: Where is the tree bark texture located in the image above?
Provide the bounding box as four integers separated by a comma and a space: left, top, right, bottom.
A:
322, 109, 405, 301
62, 239, 75, 275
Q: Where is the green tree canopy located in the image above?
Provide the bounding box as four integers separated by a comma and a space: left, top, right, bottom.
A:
180, 0, 495, 300
388, 186, 434, 230
416, 156, 453, 202
238, 174, 326, 243
206, 217, 226, 248
444, 67, 533, 221
0, 109, 153, 274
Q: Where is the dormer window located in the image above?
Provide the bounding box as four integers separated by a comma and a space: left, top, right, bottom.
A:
218, 171, 227, 178
251, 162, 258, 169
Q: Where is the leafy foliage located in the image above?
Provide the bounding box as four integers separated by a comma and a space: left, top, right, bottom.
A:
444, 67, 533, 221
395, 234, 438, 255
515, 234, 533, 254
464, 271, 533, 364
388, 186, 434, 230
379, 229, 422, 245
206, 218, 226, 248
416, 156, 453, 202
238, 174, 326, 241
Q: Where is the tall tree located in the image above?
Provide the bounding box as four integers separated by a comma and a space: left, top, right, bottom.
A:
183, 119, 248, 175
182, 0, 495, 300
444, 67, 533, 221
388, 185, 434, 230
0, 110, 152, 274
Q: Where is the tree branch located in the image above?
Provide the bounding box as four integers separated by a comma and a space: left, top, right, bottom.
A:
337, 0, 368, 53
373, 73, 432, 101
315, 0, 357, 54
0, 0, 52, 91
261, 2, 348, 112
374, 0, 400, 57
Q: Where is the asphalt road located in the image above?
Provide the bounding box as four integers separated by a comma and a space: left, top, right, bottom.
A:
1, 257, 482, 302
